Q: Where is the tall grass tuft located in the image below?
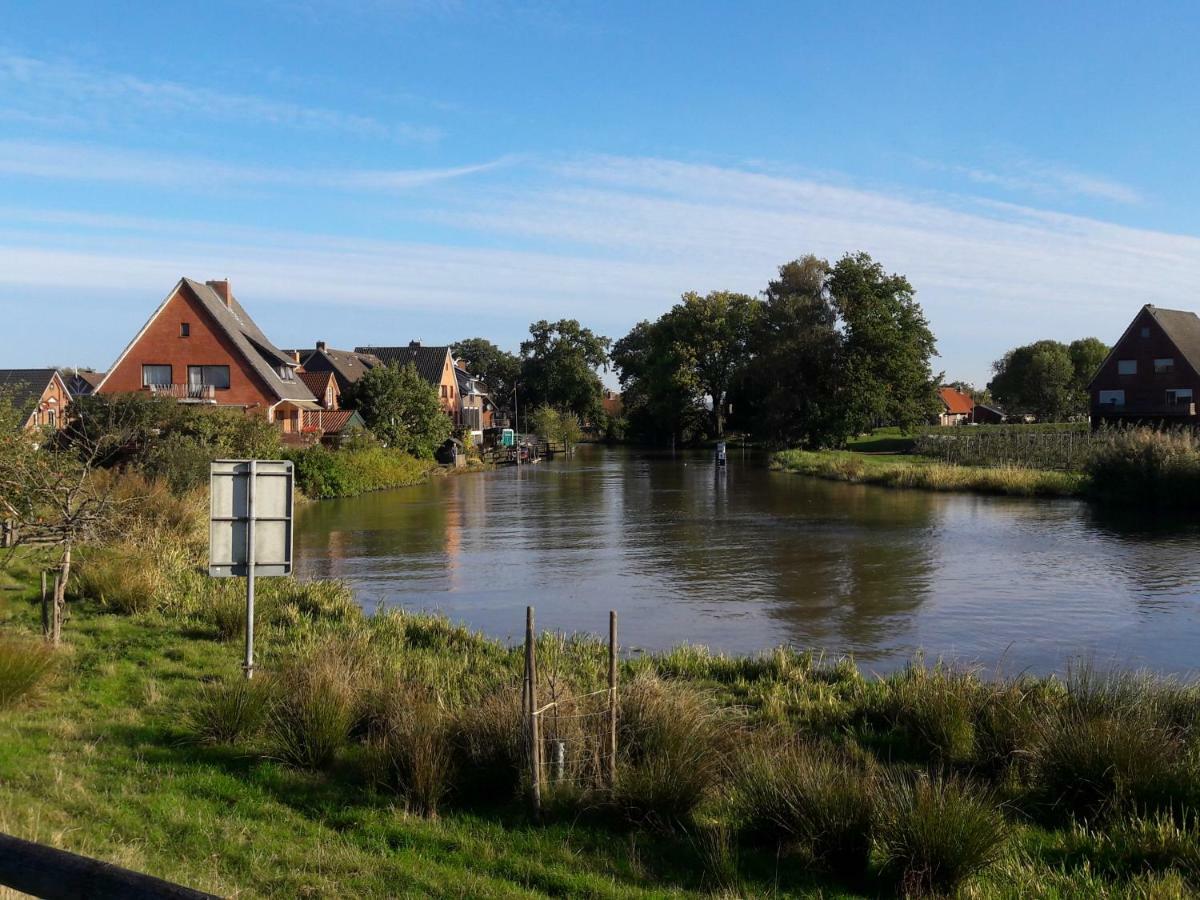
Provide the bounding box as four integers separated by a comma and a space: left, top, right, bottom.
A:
0, 636, 55, 709
269, 641, 362, 769
874, 771, 1010, 896
611, 673, 726, 829
876, 662, 980, 765
451, 686, 524, 803
188, 676, 275, 745
1087, 428, 1200, 506
363, 682, 456, 817
733, 740, 875, 877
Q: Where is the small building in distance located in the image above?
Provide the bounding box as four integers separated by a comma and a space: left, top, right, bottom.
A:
937, 386, 975, 426
61, 369, 105, 397
971, 403, 1006, 425
602, 389, 623, 419
1089, 304, 1200, 428
95, 278, 320, 435
0, 369, 72, 431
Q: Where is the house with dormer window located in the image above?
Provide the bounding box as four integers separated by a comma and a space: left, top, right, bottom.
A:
94, 278, 320, 435
1089, 304, 1200, 428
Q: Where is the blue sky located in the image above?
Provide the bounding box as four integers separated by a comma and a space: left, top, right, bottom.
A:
2, 1, 1199, 386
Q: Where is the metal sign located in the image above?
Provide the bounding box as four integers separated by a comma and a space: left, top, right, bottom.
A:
209, 459, 294, 577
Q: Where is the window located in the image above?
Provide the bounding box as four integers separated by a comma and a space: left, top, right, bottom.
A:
1141, 327, 1151, 338
1098, 390, 1125, 407
187, 365, 230, 389
1118, 359, 1137, 375
1167, 388, 1193, 407
1155, 358, 1175, 373
180, 322, 190, 337
441, 385, 448, 398
142, 364, 172, 386
277, 365, 295, 381
47, 410, 56, 428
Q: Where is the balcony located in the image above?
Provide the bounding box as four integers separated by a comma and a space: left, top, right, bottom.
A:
1095, 402, 1196, 417
146, 384, 217, 403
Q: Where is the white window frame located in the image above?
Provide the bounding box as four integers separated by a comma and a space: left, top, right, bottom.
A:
1167, 388, 1193, 407
1117, 359, 1137, 375
142, 364, 172, 387
1098, 390, 1125, 407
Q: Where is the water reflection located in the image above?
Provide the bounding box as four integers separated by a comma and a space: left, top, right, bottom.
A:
294, 446, 1200, 676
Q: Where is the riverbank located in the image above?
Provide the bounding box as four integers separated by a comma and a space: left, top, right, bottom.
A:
3, 542, 1200, 897
771, 449, 1087, 498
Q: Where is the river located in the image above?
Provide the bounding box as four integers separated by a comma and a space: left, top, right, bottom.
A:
294, 445, 1200, 675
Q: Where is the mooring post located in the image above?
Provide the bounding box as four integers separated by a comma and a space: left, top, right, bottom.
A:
525, 605, 541, 815
608, 609, 618, 788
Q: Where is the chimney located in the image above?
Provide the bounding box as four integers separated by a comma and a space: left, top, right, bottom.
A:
316, 340, 327, 352
206, 278, 232, 308
291, 350, 302, 364
409, 339, 421, 348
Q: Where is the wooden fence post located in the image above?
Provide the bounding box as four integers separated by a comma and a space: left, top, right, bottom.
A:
40, 571, 50, 640
525, 606, 541, 816
608, 610, 618, 789
51, 574, 62, 647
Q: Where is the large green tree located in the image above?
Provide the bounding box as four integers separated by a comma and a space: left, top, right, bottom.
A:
662, 291, 760, 437
740, 256, 841, 446
611, 319, 706, 445
1068, 337, 1110, 388
829, 252, 940, 436
344, 362, 451, 458
450, 337, 521, 411
519, 319, 611, 422
988, 337, 1108, 421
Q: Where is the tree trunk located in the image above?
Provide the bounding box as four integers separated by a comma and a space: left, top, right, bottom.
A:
52, 544, 71, 647
712, 390, 725, 437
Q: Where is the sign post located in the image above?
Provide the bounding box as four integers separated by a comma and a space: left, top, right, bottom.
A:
209, 459, 294, 679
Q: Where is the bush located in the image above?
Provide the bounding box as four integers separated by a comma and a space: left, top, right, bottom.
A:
269, 642, 362, 769
0, 636, 55, 708
364, 682, 456, 817
189, 676, 274, 744
285, 445, 433, 499
874, 771, 1010, 896
733, 741, 875, 876
612, 674, 725, 829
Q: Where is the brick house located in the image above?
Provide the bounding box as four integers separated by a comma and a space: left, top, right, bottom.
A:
290, 342, 383, 395
937, 386, 975, 426
95, 278, 320, 434
454, 361, 495, 440
0, 369, 72, 431
1089, 304, 1200, 428
355, 342, 460, 418
299, 370, 340, 411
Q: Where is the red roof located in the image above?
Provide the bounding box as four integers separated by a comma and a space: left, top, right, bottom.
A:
938, 387, 974, 415
302, 409, 358, 433
299, 370, 336, 400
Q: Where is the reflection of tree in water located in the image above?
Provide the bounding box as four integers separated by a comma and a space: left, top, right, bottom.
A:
1080, 502, 1200, 599
619, 457, 937, 654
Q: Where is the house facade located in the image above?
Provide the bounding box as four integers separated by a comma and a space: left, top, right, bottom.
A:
0, 369, 72, 431
355, 342, 460, 418
1089, 304, 1200, 428
937, 386, 975, 426
95, 278, 319, 434
454, 362, 495, 440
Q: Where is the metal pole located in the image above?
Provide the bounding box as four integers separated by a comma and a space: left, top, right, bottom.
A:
514, 383, 520, 467
608, 609, 618, 788
244, 460, 257, 680
525, 605, 540, 815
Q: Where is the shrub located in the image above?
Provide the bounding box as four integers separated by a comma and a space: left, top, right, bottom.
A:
1086, 428, 1200, 506
364, 683, 456, 817
874, 771, 1010, 896
612, 674, 725, 829
733, 741, 875, 877
285, 445, 433, 499
0, 637, 55, 708
189, 676, 274, 744
269, 642, 362, 769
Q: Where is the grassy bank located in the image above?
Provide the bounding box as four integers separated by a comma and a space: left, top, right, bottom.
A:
771, 449, 1086, 498
286, 444, 439, 499
5, 534, 1200, 896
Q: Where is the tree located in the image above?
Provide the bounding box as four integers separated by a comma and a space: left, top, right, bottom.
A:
1068, 337, 1110, 389
741, 256, 842, 446
829, 252, 940, 436
519, 320, 611, 422
988, 339, 1095, 421
344, 363, 451, 458
611, 319, 706, 445
450, 337, 521, 412
528, 405, 582, 448
661, 291, 760, 437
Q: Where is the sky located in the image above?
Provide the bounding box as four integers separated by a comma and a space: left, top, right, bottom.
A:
1, 1, 1199, 387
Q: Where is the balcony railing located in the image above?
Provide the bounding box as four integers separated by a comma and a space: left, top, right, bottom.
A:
146, 384, 217, 403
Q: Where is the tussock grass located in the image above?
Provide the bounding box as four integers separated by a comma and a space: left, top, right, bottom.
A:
363, 681, 456, 817
0, 636, 55, 709
188, 675, 274, 745
772, 449, 1085, 497
874, 771, 1010, 896
269, 640, 363, 769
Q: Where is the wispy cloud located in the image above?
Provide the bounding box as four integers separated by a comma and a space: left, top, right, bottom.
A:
921, 156, 1143, 205
0, 140, 509, 192
0, 51, 440, 143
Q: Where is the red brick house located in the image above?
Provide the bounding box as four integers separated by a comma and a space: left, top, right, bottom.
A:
95, 278, 319, 434
299, 370, 340, 410
1089, 304, 1200, 428
290, 342, 384, 395
0, 369, 72, 431
937, 386, 975, 426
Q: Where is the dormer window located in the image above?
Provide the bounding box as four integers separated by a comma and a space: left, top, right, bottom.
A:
278, 366, 295, 381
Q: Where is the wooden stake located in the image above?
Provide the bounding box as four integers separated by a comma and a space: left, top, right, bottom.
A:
51, 573, 62, 647
608, 609, 618, 788
525, 605, 541, 815
40, 571, 49, 640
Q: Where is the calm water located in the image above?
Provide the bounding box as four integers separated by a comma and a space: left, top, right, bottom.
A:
294, 445, 1200, 675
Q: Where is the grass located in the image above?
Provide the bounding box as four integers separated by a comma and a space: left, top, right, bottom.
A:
0, 634, 56, 708
7, 537, 1200, 896
771, 448, 1086, 497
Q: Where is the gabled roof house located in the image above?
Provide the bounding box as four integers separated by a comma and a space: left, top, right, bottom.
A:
0, 369, 72, 431
937, 386, 975, 426
1089, 304, 1200, 428
355, 342, 460, 417
95, 278, 319, 434
291, 343, 384, 395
